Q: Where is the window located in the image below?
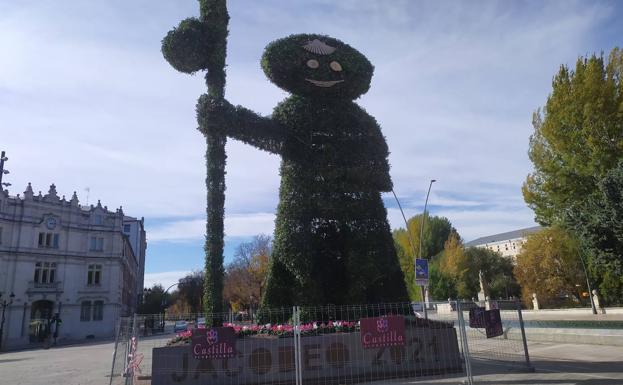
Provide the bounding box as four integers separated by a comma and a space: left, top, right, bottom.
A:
123, 224, 131, 233
93, 301, 104, 321
80, 301, 92, 321
0, 227, 3, 244
89, 237, 104, 251
87, 264, 102, 285
34, 262, 57, 284
94, 215, 103, 225
38, 232, 59, 248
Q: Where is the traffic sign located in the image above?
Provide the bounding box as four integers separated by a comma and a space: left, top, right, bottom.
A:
415, 258, 429, 286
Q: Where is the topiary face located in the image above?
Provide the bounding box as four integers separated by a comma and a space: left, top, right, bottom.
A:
261, 34, 374, 100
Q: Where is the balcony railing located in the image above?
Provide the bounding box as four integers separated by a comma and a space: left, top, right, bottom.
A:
27, 281, 63, 293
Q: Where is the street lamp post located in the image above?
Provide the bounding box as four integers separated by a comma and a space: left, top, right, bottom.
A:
418, 179, 436, 317
0, 292, 15, 351
578, 253, 598, 315
161, 283, 178, 331
0, 150, 11, 189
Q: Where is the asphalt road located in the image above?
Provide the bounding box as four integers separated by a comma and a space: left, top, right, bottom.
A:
0, 336, 622, 385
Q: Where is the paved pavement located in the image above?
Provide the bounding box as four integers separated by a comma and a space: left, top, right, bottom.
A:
1, 336, 622, 385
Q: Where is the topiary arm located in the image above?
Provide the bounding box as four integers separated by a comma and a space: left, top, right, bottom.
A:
197, 96, 288, 155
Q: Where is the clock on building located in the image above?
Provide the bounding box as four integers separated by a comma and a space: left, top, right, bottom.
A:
46, 217, 57, 230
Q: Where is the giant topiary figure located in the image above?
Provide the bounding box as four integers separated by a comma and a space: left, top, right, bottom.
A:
201, 34, 408, 307
164, 16, 408, 307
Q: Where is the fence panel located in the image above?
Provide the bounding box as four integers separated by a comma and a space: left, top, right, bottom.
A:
457, 300, 533, 379
293, 302, 465, 385
110, 300, 533, 385
145, 308, 297, 385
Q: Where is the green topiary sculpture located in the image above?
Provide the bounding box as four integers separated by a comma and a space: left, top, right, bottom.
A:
198, 33, 409, 307
162, 0, 229, 323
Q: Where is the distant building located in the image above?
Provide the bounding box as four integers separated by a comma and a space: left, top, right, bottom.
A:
0, 183, 147, 350
465, 226, 542, 260
122, 216, 147, 300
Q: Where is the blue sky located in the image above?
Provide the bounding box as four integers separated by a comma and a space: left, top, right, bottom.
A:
2, 1, 622, 289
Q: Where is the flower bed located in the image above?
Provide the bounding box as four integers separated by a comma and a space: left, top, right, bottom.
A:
168, 320, 359, 345
167, 316, 454, 346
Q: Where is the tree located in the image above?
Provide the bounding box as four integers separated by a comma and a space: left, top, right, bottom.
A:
571, 162, 623, 303
523, 48, 623, 226
177, 271, 205, 314
428, 263, 457, 301
138, 284, 168, 314
434, 233, 520, 300
522, 47, 623, 304
393, 214, 456, 301
514, 227, 586, 308
224, 235, 272, 310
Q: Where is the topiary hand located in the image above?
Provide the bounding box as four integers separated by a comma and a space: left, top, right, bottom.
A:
196, 95, 235, 135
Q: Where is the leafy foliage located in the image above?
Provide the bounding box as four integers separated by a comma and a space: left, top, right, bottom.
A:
514, 227, 586, 308
392, 214, 455, 300
177, 271, 205, 314
138, 284, 168, 314
522, 47, 623, 304
223, 235, 272, 311
570, 162, 623, 303
261, 34, 374, 100
426, 232, 520, 301
522, 48, 623, 226
162, 0, 230, 323
204, 33, 408, 307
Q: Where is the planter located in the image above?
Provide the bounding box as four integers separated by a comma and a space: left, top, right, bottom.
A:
152, 326, 462, 385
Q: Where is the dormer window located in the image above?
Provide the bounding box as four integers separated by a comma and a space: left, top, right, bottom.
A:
94, 215, 103, 225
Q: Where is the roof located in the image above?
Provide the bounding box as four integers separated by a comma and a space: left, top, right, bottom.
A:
465, 226, 542, 247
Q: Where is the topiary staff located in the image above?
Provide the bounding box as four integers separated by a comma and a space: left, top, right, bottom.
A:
161, 0, 229, 323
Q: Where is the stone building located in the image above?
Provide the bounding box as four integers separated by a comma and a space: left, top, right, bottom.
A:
0, 183, 146, 350
465, 226, 542, 260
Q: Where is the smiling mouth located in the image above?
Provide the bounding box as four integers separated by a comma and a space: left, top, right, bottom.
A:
305, 79, 344, 88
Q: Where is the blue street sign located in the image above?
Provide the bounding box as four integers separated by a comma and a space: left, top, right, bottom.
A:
415, 258, 429, 286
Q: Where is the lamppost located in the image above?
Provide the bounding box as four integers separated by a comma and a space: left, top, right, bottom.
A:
161, 283, 178, 331
0, 292, 15, 351
0, 151, 11, 189
578, 253, 598, 315
418, 179, 436, 316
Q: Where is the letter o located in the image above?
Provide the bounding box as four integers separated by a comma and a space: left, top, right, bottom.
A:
249, 348, 272, 375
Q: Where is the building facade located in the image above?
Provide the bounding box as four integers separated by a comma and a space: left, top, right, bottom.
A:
464, 226, 542, 260
0, 183, 146, 350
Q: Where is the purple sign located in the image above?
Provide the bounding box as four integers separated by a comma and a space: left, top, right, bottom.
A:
360, 315, 405, 349
192, 327, 237, 359
469, 307, 486, 328
484, 309, 503, 338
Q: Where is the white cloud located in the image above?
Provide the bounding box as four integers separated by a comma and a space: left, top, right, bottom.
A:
143, 271, 192, 290
0, 1, 615, 271
148, 213, 276, 242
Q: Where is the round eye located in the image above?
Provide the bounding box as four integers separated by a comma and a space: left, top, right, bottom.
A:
330, 61, 342, 72
307, 59, 319, 69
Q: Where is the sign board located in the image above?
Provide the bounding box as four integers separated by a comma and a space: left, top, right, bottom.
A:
359, 315, 405, 349
152, 326, 462, 385
415, 258, 429, 286
484, 309, 503, 338
192, 327, 237, 359
468, 307, 486, 328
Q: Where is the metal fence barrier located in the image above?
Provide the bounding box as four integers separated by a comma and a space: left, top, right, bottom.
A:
109, 300, 532, 385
